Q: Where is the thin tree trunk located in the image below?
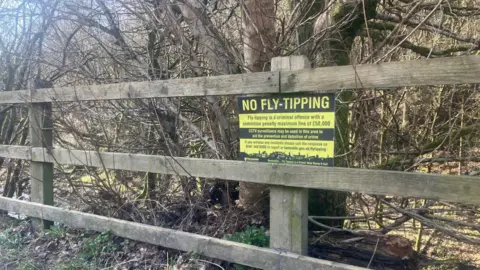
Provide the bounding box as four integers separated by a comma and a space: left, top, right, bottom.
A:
307, 0, 378, 228
238, 0, 276, 212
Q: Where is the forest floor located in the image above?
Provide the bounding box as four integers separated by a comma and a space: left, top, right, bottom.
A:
0, 208, 479, 270
1, 161, 479, 270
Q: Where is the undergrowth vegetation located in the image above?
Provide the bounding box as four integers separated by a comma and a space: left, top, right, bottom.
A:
224, 226, 269, 270
0, 217, 194, 269
0, 218, 271, 270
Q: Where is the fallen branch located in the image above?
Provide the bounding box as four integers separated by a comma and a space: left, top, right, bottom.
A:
424, 214, 480, 230
308, 217, 382, 236
310, 210, 398, 221
380, 199, 480, 245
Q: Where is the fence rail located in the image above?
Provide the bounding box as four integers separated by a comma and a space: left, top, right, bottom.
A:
1, 145, 479, 205
0, 55, 479, 269
0, 56, 478, 104
0, 196, 363, 270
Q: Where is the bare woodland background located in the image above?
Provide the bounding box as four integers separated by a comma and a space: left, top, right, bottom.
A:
0, 0, 479, 269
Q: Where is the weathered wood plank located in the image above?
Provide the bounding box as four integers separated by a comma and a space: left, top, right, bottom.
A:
0, 197, 364, 270
269, 56, 309, 255
0, 72, 280, 104
0, 90, 30, 104
280, 55, 480, 93
0, 145, 31, 160
0, 56, 479, 104
270, 186, 308, 251
31, 148, 480, 204
29, 102, 54, 229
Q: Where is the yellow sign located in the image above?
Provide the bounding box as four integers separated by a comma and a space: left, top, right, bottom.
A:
238, 93, 335, 166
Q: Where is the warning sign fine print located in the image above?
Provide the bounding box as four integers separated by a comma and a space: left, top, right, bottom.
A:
237, 93, 335, 166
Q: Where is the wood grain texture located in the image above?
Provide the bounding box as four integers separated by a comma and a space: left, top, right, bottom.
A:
31, 148, 480, 204
270, 186, 308, 253
0, 90, 30, 104
280, 55, 480, 93
0, 197, 365, 270
0, 56, 479, 104
269, 56, 309, 255
0, 145, 31, 159
0, 72, 280, 104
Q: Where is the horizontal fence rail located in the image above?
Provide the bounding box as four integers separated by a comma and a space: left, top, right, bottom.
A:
0, 56, 479, 104
280, 55, 480, 93
1, 145, 479, 204
0, 197, 364, 270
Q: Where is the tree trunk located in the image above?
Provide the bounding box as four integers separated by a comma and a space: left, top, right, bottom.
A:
300, 0, 378, 227
238, 0, 276, 212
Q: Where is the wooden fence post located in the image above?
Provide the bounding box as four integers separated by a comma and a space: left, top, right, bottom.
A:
269, 56, 309, 254
29, 101, 54, 229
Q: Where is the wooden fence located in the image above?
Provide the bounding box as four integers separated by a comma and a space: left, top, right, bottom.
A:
0, 55, 480, 270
